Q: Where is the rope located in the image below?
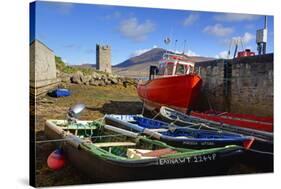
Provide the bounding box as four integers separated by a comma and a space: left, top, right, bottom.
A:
141, 103, 145, 115
36, 133, 126, 144
247, 148, 273, 156
152, 111, 161, 120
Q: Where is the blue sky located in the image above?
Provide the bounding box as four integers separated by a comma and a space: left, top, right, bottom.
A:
30, 1, 274, 65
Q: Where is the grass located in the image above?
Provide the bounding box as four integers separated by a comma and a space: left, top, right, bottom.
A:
35, 83, 142, 187
55, 56, 106, 75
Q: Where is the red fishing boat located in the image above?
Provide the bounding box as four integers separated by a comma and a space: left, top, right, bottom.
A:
191, 111, 273, 132
137, 52, 202, 113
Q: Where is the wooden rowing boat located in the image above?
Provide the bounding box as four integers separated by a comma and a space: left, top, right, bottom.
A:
104, 115, 254, 149
44, 119, 245, 182
159, 106, 273, 153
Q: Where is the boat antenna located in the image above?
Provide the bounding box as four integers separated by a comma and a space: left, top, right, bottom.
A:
183, 40, 187, 55
174, 39, 178, 54
227, 39, 232, 59
164, 36, 171, 54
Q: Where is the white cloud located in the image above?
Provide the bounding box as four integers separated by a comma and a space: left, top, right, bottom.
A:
130, 46, 199, 58
130, 45, 158, 57
238, 32, 255, 44
170, 49, 199, 56
130, 48, 151, 57
214, 13, 260, 22
119, 17, 155, 42
228, 32, 255, 45
104, 11, 121, 20
183, 13, 199, 26
186, 50, 199, 56
215, 50, 229, 59
203, 24, 234, 37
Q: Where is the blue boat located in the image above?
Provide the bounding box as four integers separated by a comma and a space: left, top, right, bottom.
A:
104, 115, 254, 149
48, 88, 71, 97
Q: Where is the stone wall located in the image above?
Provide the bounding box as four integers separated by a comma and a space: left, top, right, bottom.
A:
194, 54, 273, 116
96, 44, 112, 73
30, 40, 59, 96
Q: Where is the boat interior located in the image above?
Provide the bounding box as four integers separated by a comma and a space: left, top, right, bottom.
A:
51, 120, 180, 159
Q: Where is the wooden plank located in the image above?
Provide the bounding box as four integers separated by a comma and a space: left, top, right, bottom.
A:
148, 128, 168, 132
93, 142, 136, 147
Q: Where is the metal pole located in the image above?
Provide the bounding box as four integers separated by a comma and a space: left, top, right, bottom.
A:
183, 40, 186, 55
174, 39, 178, 53
264, 16, 268, 29
263, 16, 267, 54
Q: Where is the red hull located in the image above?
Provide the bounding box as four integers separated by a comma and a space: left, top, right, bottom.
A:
137, 74, 202, 112
191, 111, 273, 132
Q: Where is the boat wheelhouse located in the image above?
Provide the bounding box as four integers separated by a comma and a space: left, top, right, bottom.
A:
158, 53, 195, 76
137, 52, 202, 113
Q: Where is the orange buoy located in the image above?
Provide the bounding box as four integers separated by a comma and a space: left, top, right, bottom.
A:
47, 148, 65, 171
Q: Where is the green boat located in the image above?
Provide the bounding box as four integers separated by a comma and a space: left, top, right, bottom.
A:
44, 118, 245, 183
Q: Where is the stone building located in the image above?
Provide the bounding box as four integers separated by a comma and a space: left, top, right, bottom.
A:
30, 40, 59, 96
96, 44, 112, 73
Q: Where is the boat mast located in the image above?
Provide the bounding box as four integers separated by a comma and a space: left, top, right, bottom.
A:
164, 36, 171, 55
174, 39, 178, 54
183, 40, 187, 55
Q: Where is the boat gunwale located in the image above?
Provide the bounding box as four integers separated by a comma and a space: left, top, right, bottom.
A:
45, 119, 243, 164
138, 74, 202, 87
160, 106, 273, 141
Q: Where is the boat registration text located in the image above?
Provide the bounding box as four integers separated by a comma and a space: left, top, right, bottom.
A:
159, 153, 216, 165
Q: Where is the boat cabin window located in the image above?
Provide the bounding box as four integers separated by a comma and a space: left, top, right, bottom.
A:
163, 54, 169, 60
164, 62, 174, 75
189, 65, 194, 73
158, 63, 165, 75
175, 64, 187, 75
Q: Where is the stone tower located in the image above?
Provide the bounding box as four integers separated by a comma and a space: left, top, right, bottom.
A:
96, 44, 112, 73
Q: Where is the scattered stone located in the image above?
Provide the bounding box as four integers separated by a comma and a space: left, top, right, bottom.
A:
83, 75, 92, 85
61, 76, 71, 83
67, 70, 136, 87
104, 79, 111, 85
71, 71, 83, 84
98, 80, 106, 86
90, 79, 99, 86
110, 77, 118, 84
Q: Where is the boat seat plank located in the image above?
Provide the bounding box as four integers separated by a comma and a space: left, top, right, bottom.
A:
63, 126, 96, 130
148, 129, 168, 132
93, 142, 136, 147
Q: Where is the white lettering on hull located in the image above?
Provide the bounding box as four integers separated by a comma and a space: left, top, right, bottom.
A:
159, 153, 217, 165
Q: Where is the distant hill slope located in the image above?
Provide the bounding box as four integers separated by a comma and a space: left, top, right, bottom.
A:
113, 48, 214, 77
72, 63, 96, 69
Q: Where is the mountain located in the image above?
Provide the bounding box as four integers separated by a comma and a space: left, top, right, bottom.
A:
115, 48, 167, 68
113, 48, 214, 77
72, 63, 96, 69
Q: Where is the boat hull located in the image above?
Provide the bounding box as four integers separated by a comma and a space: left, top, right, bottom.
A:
137, 74, 202, 113
44, 120, 244, 183
65, 144, 242, 182
105, 115, 252, 149
159, 106, 273, 153
191, 112, 273, 132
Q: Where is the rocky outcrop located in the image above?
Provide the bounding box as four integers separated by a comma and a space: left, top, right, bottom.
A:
58, 71, 138, 87
70, 71, 84, 84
